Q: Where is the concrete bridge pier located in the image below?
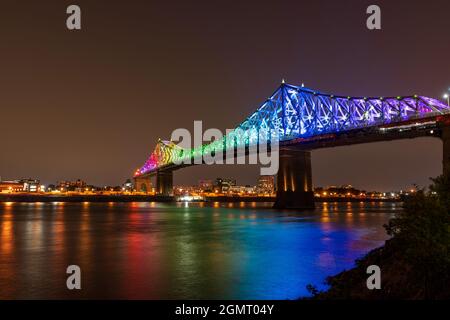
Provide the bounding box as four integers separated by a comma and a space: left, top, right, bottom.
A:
156, 170, 173, 196
442, 126, 450, 175
134, 176, 152, 193
273, 148, 315, 209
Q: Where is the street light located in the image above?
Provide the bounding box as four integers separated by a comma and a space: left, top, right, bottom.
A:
444, 93, 449, 106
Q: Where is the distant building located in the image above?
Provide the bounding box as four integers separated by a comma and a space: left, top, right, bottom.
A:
229, 185, 255, 195
173, 185, 200, 196
311, 184, 402, 199
198, 179, 213, 192
256, 175, 275, 195
314, 185, 361, 198
57, 179, 87, 192
122, 179, 133, 192
215, 178, 236, 193
0, 181, 24, 193
20, 179, 40, 192
0, 178, 40, 193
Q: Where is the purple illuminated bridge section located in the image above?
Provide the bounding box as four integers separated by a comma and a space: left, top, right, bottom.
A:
134, 83, 450, 177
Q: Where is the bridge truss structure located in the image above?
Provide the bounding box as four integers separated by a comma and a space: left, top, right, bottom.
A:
135, 83, 450, 176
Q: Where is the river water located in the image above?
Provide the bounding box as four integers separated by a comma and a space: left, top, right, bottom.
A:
0, 201, 399, 299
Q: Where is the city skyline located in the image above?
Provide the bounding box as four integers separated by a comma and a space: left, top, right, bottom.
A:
1, 1, 449, 190
0, 173, 424, 195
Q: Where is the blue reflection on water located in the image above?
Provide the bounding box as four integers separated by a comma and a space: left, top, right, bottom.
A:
0, 201, 399, 299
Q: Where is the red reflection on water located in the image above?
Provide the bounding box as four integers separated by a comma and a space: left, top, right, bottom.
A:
1, 205, 13, 255
120, 209, 163, 298
0, 204, 17, 298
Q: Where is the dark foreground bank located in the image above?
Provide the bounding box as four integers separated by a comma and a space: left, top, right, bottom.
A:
308, 174, 450, 300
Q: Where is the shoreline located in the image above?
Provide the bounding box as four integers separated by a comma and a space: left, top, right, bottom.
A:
0, 194, 402, 203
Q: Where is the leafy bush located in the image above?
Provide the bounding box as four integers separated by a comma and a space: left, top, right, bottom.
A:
384, 174, 450, 298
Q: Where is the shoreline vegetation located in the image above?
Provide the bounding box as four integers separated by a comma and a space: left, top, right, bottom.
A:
306, 174, 450, 300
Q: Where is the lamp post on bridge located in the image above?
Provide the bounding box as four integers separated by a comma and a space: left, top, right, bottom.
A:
444, 93, 449, 106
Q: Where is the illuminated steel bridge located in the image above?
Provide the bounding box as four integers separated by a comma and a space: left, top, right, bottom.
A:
134, 83, 450, 208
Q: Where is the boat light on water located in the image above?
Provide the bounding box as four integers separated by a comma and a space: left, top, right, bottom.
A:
178, 195, 204, 202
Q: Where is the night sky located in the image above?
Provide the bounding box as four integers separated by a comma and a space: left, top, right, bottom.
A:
1, 0, 449, 191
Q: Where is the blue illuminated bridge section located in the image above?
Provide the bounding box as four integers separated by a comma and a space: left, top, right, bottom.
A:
135, 83, 450, 176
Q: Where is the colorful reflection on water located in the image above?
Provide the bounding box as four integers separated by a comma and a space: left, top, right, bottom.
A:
0, 201, 399, 299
